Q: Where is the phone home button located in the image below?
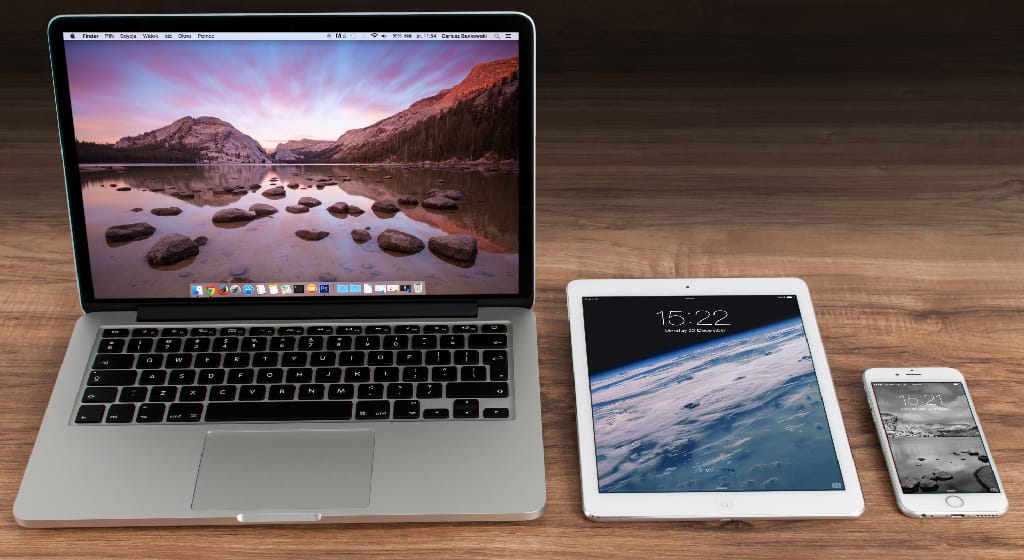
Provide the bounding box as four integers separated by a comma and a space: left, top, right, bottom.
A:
945, 496, 964, 508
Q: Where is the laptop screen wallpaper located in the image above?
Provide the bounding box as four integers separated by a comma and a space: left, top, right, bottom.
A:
63, 34, 521, 300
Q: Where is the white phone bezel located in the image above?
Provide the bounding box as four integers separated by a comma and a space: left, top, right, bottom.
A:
863, 367, 1008, 518
566, 278, 865, 520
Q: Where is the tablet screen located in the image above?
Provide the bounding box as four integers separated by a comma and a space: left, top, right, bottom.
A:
582, 295, 845, 493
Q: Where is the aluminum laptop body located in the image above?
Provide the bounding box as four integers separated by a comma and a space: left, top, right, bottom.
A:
16, 12, 543, 526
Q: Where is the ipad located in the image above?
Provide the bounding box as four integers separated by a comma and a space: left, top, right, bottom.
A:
566, 278, 864, 520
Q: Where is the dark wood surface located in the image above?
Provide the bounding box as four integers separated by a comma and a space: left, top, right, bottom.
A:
2, 1, 1023, 557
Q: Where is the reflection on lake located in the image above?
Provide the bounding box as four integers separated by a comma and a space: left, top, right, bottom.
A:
81, 164, 519, 299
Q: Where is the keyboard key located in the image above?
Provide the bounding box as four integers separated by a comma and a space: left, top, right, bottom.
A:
241, 337, 267, 351
298, 384, 325, 400
395, 325, 420, 334
248, 326, 275, 336
365, 325, 391, 334
387, 383, 413, 399
336, 326, 362, 334
257, 368, 284, 384
461, 366, 487, 381
383, 335, 408, 349
98, 338, 125, 353
402, 366, 428, 382
209, 385, 237, 401
269, 384, 296, 400
195, 353, 221, 368
92, 354, 134, 369
424, 408, 449, 419
356, 335, 380, 350
219, 327, 246, 336
213, 337, 240, 352
180, 386, 207, 402
432, 366, 458, 382
161, 327, 188, 337
326, 336, 352, 350
315, 367, 342, 383
483, 408, 511, 419
483, 350, 508, 365
426, 350, 451, 365
374, 367, 400, 382
238, 385, 266, 401
106, 403, 135, 423
82, 386, 117, 403
190, 327, 217, 337
309, 351, 336, 367
278, 326, 304, 335
165, 353, 193, 368
183, 337, 211, 352
446, 382, 510, 399
469, 334, 508, 349
355, 400, 390, 419
270, 336, 296, 351
455, 350, 480, 365
199, 369, 226, 384
416, 383, 443, 399
87, 370, 136, 386
482, 324, 507, 333
286, 368, 313, 383
227, 368, 255, 384
298, 336, 324, 350
357, 383, 384, 399
453, 324, 478, 333
136, 403, 166, 423
338, 351, 364, 366
368, 351, 393, 366
119, 386, 148, 403
305, 326, 333, 335
440, 335, 464, 349
206, 401, 352, 422
282, 352, 307, 367
102, 328, 129, 338
412, 335, 437, 349
135, 354, 163, 368
252, 352, 278, 367
490, 361, 509, 381
393, 399, 420, 419
397, 350, 422, 365
453, 399, 480, 418
132, 328, 159, 337
424, 325, 449, 334
169, 369, 197, 385
149, 386, 177, 402
167, 403, 203, 422
127, 338, 154, 353
75, 404, 105, 423
155, 337, 182, 353
327, 383, 354, 399
224, 353, 251, 368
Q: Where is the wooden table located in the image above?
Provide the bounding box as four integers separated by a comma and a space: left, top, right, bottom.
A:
2, 1, 1022, 558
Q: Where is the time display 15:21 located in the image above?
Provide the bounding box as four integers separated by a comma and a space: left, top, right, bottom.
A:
654, 309, 731, 327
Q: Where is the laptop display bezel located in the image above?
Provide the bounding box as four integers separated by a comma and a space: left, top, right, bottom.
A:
48, 12, 535, 312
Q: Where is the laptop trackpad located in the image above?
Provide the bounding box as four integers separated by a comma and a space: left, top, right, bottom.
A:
192, 429, 374, 510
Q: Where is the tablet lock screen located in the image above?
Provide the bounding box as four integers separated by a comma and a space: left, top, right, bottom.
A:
582, 295, 844, 493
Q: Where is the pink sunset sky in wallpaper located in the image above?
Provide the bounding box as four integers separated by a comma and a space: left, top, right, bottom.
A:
65, 39, 518, 149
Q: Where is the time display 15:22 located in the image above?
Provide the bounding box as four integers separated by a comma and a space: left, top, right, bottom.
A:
654, 309, 731, 327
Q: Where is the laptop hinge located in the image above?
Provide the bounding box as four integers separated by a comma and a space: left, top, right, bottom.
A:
136, 302, 479, 323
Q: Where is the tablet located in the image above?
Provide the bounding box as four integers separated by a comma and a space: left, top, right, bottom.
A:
566, 278, 864, 520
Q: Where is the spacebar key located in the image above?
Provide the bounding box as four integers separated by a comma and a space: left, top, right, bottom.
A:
205, 402, 353, 422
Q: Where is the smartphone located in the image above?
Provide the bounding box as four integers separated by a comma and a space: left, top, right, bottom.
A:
863, 368, 1007, 518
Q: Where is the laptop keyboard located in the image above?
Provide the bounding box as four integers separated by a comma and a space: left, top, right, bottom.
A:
75, 322, 512, 424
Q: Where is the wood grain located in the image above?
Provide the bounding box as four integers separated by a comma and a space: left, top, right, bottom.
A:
2, 1, 1023, 558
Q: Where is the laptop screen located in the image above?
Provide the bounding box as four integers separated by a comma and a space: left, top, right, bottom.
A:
54, 19, 528, 303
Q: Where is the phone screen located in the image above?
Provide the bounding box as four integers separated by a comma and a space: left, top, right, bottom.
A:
871, 382, 1000, 494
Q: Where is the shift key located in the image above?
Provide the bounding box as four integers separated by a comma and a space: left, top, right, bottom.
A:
446, 382, 509, 398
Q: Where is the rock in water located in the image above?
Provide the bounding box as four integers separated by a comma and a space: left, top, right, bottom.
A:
249, 203, 278, 216
347, 205, 366, 216
422, 196, 459, 210
150, 207, 183, 216
397, 195, 419, 206
212, 208, 256, 223
351, 229, 371, 243
298, 196, 322, 207
262, 186, 286, 198
286, 205, 310, 214
295, 229, 329, 241
428, 234, 477, 263
145, 233, 199, 265
378, 229, 424, 254
193, 236, 208, 246
116, 186, 131, 191
427, 188, 464, 201
327, 201, 350, 215
105, 222, 156, 242
372, 199, 400, 213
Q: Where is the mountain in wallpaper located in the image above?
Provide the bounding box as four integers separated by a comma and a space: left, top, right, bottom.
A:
76, 57, 519, 165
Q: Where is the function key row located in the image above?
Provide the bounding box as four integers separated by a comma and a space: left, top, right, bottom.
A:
103, 323, 508, 339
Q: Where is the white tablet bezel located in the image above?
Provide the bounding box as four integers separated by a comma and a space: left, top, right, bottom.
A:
566, 278, 864, 520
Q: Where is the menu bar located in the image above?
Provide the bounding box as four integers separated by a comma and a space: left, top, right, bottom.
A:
63, 32, 519, 41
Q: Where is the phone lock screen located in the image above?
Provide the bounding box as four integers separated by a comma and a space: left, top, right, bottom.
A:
871, 382, 1000, 494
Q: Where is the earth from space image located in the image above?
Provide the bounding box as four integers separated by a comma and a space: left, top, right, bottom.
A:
590, 318, 846, 493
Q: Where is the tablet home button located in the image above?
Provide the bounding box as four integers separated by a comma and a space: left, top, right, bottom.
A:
945, 496, 964, 508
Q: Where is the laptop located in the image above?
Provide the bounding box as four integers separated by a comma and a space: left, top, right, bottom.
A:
16, 12, 543, 527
